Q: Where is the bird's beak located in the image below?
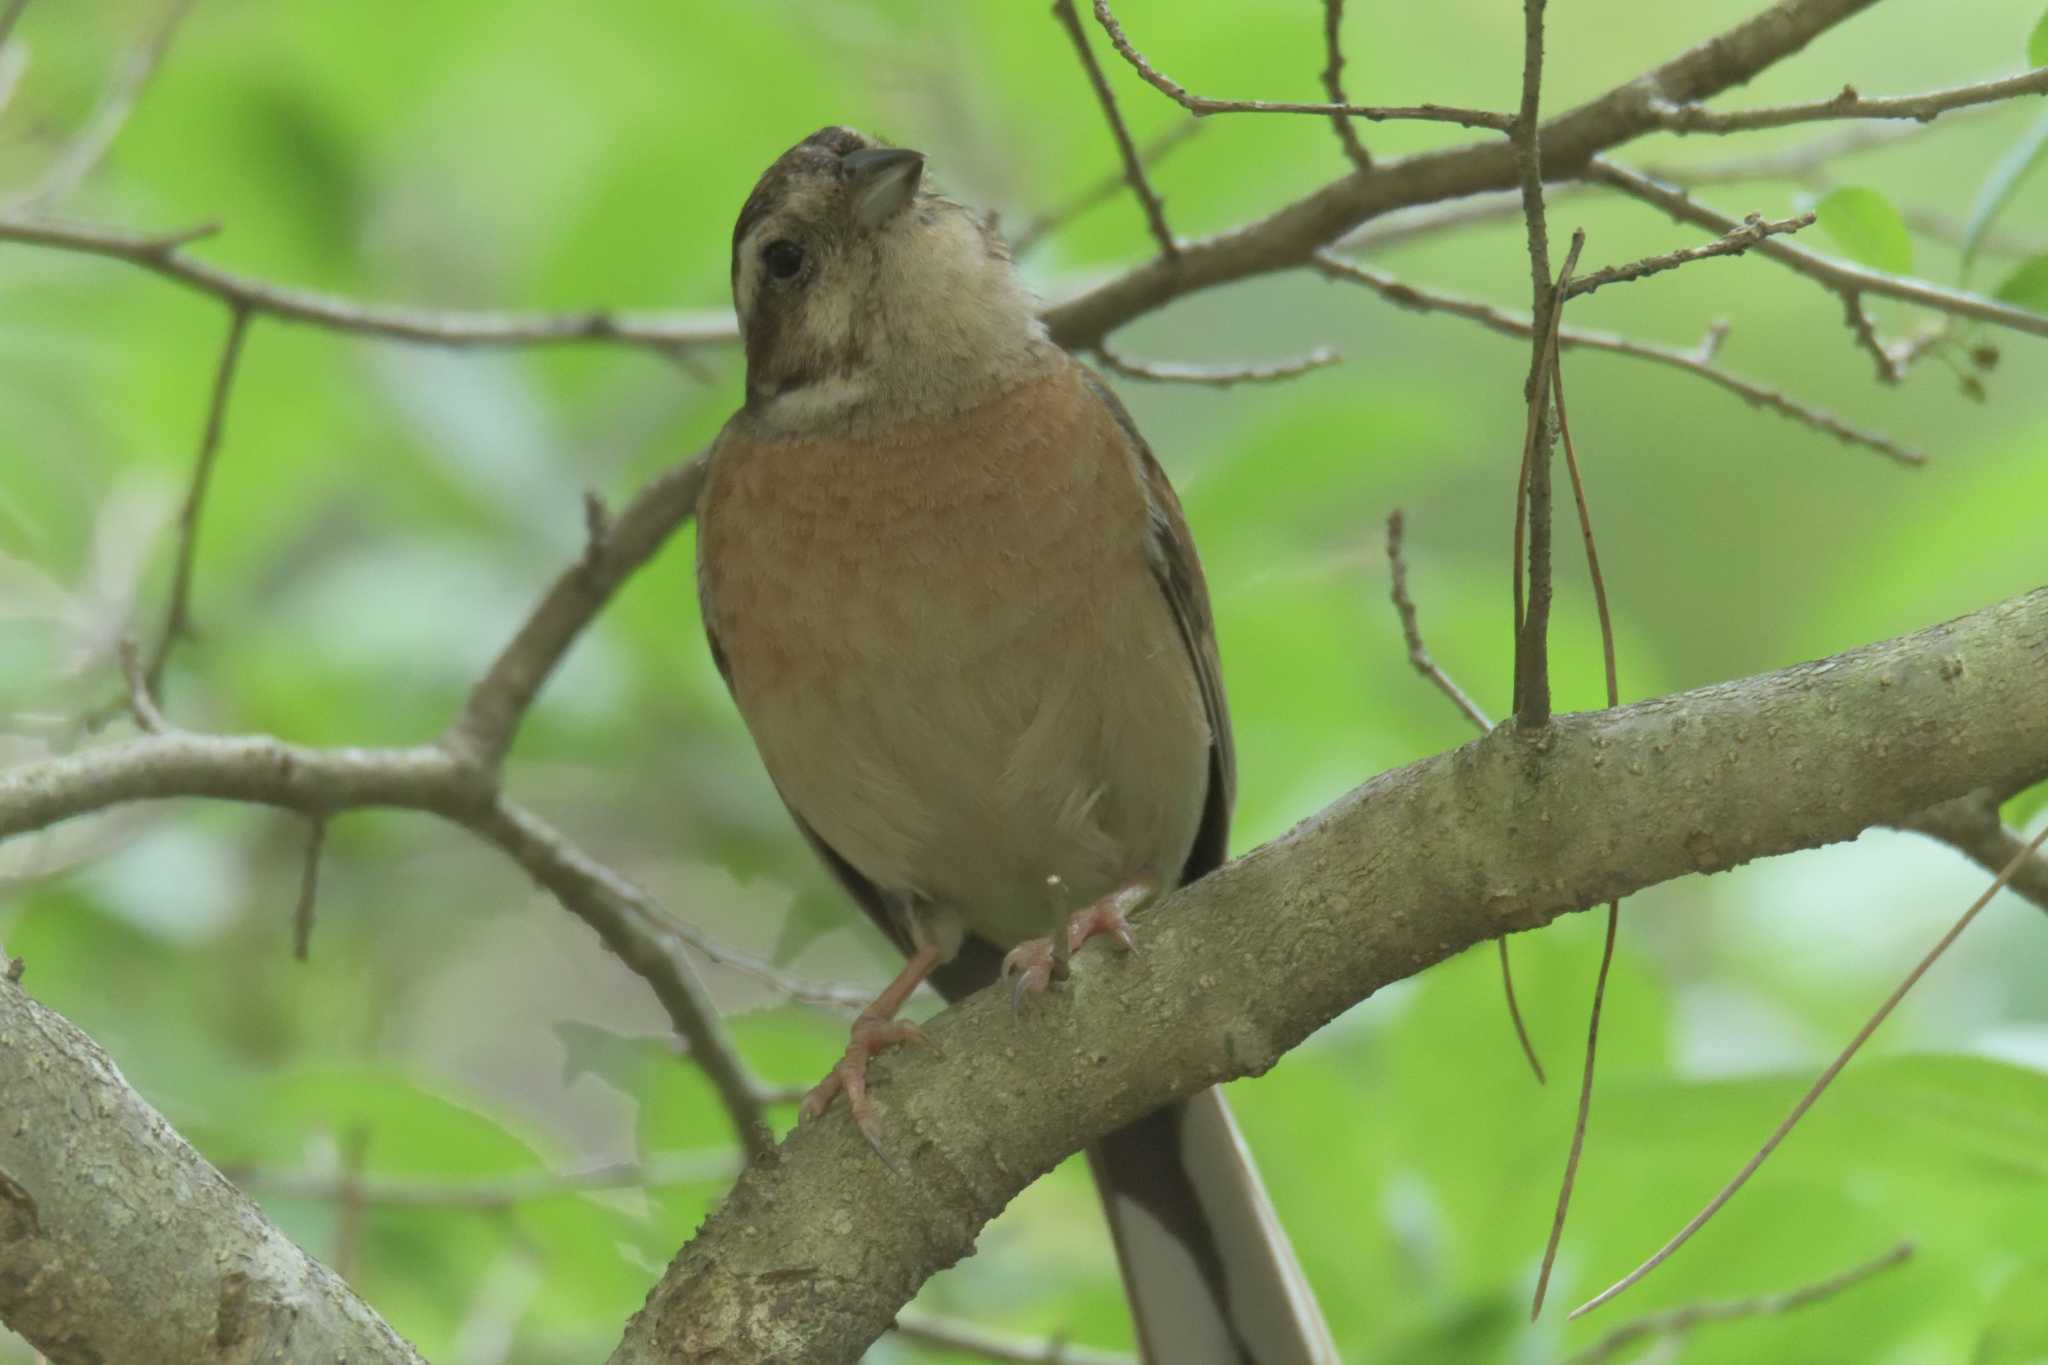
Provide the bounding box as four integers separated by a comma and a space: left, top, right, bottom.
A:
845, 147, 926, 230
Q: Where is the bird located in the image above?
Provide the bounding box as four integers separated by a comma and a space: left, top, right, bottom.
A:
695, 125, 1336, 1365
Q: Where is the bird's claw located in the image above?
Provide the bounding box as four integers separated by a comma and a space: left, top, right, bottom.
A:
798, 1015, 930, 1150
1001, 886, 1145, 1013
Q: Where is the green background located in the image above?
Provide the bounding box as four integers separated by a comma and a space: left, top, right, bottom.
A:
4, 1, 2048, 1360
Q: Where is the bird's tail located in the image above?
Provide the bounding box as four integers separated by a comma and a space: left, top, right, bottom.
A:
1086, 1087, 1337, 1364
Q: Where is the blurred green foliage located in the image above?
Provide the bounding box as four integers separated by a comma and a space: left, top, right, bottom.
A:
3, 1, 2048, 1361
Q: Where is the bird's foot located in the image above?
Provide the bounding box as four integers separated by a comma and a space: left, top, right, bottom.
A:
799, 1013, 932, 1149
1002, 879, 1151, 1011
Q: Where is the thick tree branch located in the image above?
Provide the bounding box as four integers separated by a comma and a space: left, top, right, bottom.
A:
1043, 0, 1884, 348
4, 0, 1892, 368
0, 976, 424, 1364
609, 587, 2048, 1363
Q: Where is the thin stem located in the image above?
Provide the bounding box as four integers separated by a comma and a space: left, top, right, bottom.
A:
1051, 0, 1178, 258
1571, 820, 2048, 1319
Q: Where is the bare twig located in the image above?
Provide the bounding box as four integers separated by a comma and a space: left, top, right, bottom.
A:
0, 217, 737, 353
1384, 509, 1548, 1086
1572, 819, 2048, 1319
1089, 0, 1512, 130
1649, 69, 2048, 135
1313, 253, 1929, 466
1896, 790, 2048, 915
444, 455, 708, 773
1509, 0, 1563, 730
1319, 0, 1373, 173
1585, 159, 2048, 343
1510, 225, 1583, 730
1092, 343, 1340, 386
12, 0, 197, 212
1643, 121, 1942, 186
116, 637, 168, 734
138, 304, 250, 699
1383, 510, 1491, 733
1566, 211, 1815, 300
1562, 1242, 1914, 1364
1051, 0, 1177, 258
894, 1313, 1135, 1365
1841, 289, 1901, 384
242, 1149, 739, 1209
1009, 120, 1202, 257
292, 816, 325, 961
0, 720, 789, 1158
1531, 346, 1623, 1321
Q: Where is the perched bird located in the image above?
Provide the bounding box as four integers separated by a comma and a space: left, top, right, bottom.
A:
696, 126, 1335, 1365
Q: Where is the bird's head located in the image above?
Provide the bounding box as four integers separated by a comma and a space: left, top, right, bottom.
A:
730, 126, 1048, 428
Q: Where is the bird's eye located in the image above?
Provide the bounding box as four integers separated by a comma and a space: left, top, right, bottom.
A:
762, 239, 805, 281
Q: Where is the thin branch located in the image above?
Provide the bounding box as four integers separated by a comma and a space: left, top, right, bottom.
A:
1561, 1242, 1914, 1364
1643, 120, 1947, 186
1088, 0, 1512, 130
1043, 0, 1909, 350
1841, 288, 1901, 384
1531, 345, 1623, 1321
1092, 343, 1340, 386
0, 723, 789, 1159
1313, 253, 1929, 466
1383, 510, 1491, 733
0, 217, 737, 353
139, 304, 250, 699
1565, 211, 1815, 300
1383, 509, 1546, 1085
1009, 120, 1202, 257
1319, 0, 1373, 173
11, 0, 196, 212
1510, 224, 1583, 731
1649, 69, 2048, 135
292, 816, 325, 961
1051, 0, 1177, 258
1896, 789, 2048, 915
1571, 819, 2048, 1319
893, 1313, 1135, 1365
1509, 0, 1561, 730
444, 454, 708, 773
116, 636, 168, 734
1585, 159, 2048, 343
241, 1149, 739, 1209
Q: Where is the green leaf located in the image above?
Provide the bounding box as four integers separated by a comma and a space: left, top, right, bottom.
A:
1960, 110, 2048, 282
2005, 777, 2048, 829
1816, 187, 1913, 275
1993, 253, 2048, 313
2030, 8, 2048, 67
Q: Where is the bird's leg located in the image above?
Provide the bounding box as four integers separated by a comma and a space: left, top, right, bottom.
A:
1003, 877, 1152, 1009
799, 941, 943, 1143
